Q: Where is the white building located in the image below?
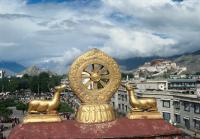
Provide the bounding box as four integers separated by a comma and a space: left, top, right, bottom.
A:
111, 86, 129, 114
136, 80, 168, 91
134, 59, 187, 79
16, 74, 24, 78
0, 70, 5, 79
134, 79, 200, 135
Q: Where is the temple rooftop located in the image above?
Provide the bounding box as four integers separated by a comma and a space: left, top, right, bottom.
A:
9, 118, 183, 139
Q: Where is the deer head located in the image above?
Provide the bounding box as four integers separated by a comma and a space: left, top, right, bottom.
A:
121, 82, 136, 91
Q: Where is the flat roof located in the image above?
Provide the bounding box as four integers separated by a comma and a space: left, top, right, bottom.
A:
168, 79, 197, 83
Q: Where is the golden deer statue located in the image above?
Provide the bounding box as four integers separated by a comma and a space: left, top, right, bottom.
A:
28, 84, 66, 114
23, 84, 66, 123
121, 83, 162, 119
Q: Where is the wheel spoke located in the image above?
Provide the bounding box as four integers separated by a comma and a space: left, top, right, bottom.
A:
101, 74, 109, 80
93, 82, 98, 89
98, 66, 108, 74
92, 64, 95, 71
82, 78, 90, 83
84, 68, 92, 74
97, 82, 103, 89
90, 81, 94, 90
84, 79, 91, 88
99, 80, 106, 87
82, 72, 90, 78
92, 64, 100, 72
82, 64, 109, 90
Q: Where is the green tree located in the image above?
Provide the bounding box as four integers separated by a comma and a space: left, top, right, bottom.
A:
0, 99, 17, 107
0, 107, 12, 119
0, 99, 15, 119
16, 102, 28, 113
57, 102, 74, 113
8, 78, 19, 92
30, 76, 39, 93
48, 75, 62, 89
39, 72, 50, 93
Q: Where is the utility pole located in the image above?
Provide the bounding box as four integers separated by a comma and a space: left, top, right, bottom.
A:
1, 76, 4, 93
37, 83, 40, 94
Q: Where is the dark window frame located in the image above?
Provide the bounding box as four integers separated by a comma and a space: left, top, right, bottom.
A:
184, 118, 190, 129
174, 101, 180, 110
194, 119, 200, 130
174, 114, 181, 123
184, 102, 190, 112
194, 103, 200, 114
163, 100, 170, 108
163, 112, 171, 121
118, 104, 121, 109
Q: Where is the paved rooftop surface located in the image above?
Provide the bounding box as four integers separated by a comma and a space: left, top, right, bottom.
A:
9, 118, 182, 139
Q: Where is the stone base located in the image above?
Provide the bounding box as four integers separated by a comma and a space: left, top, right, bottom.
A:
9, 118, 183, 139
76, 103, 115, 123
127, 111, 162, 119
23, 114, 62, 123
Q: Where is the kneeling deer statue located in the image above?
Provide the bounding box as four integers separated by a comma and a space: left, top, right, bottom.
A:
28, 84, 66, 114
121, 83, 157, 112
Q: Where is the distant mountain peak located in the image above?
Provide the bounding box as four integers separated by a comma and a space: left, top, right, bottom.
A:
21, 65, 56, 76
21, 65, 41, 76
0, 61, 26, 73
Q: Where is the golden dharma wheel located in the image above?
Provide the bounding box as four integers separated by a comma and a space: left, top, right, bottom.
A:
68, 48, 121, 103
68, 48, 121, 123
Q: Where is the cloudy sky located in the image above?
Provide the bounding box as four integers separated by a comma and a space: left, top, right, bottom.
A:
0, 0, 200, 73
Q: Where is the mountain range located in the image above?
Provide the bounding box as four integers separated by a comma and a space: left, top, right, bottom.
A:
174, 50, 200, 73
117, 50, 200, 73
0, 61, 26, 74
21, 65, 57, 76
1, 50, 200, 75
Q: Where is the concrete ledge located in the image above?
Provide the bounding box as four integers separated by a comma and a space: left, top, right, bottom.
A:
9, 118, 183, 139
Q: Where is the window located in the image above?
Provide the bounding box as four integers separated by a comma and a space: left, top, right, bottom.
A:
184, 102, 190, 112
174, 101, 180, 110
118, 104, 121, 109
193, 119, 200, 130
122, 95, 124, 101
163, 100, 170, 108
163, 112, 171, 121
194, 103, 200, 114
184, 118, 190, 129
174, 114, 181, 123
125, 95, 127, 101
118, 94, 121, 100
125, 105, 128, 112
112, 102, 115, 107
122, 104, 124, 110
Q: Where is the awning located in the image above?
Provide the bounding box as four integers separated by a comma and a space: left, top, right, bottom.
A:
193, 117, 200, 121
183, 117, 190, 120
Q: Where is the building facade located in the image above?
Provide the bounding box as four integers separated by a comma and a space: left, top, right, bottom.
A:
111, 87, 129, 115
0, 70, 5, 79
134, 79, 200, 136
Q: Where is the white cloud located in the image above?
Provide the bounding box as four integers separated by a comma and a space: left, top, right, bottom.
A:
0, 0, 200, 73
101, 28, 176, 58
0, 0, 26, 14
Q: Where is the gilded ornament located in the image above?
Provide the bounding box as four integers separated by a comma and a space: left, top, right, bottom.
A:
23, 84, 66, 123
68, 48, 121, 123
121, 83, 162, 119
